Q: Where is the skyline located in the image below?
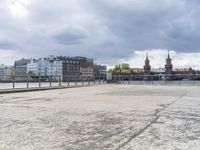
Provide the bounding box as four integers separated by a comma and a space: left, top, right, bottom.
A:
0, 0, 200, 68
1, 49, 200, 70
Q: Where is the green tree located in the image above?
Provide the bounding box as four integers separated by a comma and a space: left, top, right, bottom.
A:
112, 63, 132, 75
9, 70, 16, 79
113, 64, 121, 74
108, 68, 113, 73
28, 70, 34, 76
121, 63, 130, 70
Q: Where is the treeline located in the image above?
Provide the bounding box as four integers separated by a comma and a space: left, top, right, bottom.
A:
108, 63, 135, 74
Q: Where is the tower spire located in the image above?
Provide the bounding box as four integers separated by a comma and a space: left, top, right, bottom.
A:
144, 52, 151, 75
168, 50, 170, 58
165, 50, 173, 74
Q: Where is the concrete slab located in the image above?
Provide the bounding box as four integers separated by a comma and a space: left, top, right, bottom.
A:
0, 85, 199, 150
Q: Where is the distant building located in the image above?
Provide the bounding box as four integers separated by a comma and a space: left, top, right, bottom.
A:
50, 56, 94, 81
75, 56, 94, 81
14, 58, 31, 81
165, 51, 173, 74
94, 64, 107, 79
0, 65, 15, 81
60, 57, 80, 81
27, 56, 62, 79
173, 67, 195, 75
132, 68, 144, 75
143, 53, 151, 75
106, 72, 112, 81
39, 57, 62, 77
27, 59, 39, 75
151, 68, 165, 74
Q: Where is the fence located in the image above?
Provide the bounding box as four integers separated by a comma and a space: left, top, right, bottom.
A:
0, 75, 106, 90
112, 74, 200, 86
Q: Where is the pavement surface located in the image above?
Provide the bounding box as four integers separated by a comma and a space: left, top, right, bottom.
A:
0, 85, 200, 150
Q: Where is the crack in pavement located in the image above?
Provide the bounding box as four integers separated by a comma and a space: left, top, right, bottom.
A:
116, 89, 194, 150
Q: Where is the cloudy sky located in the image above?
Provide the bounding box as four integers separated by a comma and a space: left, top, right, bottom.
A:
0, 0, 200, 68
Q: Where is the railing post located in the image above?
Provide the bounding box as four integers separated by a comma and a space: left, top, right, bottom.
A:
27, 75, 29, 88
68, 76, 70, 86
82, 79, 84, 86
50, 76, 52, 87
75, 79, 77, 86
12, 76, 15, 89
39, 75, 41, 88
88, 77, 90, 85
99, 76, 100, 84
58, 76, 61, 86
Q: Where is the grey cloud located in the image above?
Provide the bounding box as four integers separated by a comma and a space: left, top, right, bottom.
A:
89, 0, 200, 52
1, 0, 200, 66
0, 41, 19, 50
53, 30, 87, 45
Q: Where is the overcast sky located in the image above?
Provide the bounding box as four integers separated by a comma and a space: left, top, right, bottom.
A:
0, 0, 200, 68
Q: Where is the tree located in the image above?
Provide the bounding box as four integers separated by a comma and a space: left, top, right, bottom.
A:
113, 64, 121, 74
121, 63, 130, 70
9, 70, 15, 79
28, 70, 34, 76
112, 63, 132, 75
108, 68, 113, 73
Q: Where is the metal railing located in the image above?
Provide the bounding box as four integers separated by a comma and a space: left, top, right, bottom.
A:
112, 74, 200, 86
0, 75, 106, 90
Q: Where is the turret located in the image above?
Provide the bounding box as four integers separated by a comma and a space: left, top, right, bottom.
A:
144, 53, 151, 75
165, 51, 173, 74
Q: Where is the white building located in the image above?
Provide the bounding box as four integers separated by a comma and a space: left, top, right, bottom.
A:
0, 65, 15, 80
151, 68, 165, 74
27, 60, 39, 75
27, 57, 62, 77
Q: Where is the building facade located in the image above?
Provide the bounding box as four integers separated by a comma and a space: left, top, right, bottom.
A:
143, 53, 151, 75
165, 51, 173, 74
27, 56, 62, 79
14, 58, 31, 81
74, 57, 94, 81
94, 64, 107, 79
26, 56, 94, 81
0, 65, 15, 81
61, 57, 80, 81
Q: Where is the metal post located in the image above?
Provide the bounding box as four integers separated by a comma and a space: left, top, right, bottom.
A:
58, 76, 61, 86
50, 76, 52, 87
27, 76, 29, 88
12, 76, 15, 89
75, 80, 77, 86
99, 76, 100, 84
88, 78, 90, 85
39, 75, 41, 88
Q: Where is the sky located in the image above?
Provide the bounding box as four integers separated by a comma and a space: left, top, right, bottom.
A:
0, 0, 200, 69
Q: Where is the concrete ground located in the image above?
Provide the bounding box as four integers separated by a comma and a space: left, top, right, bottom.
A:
0, 85, 200, 150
